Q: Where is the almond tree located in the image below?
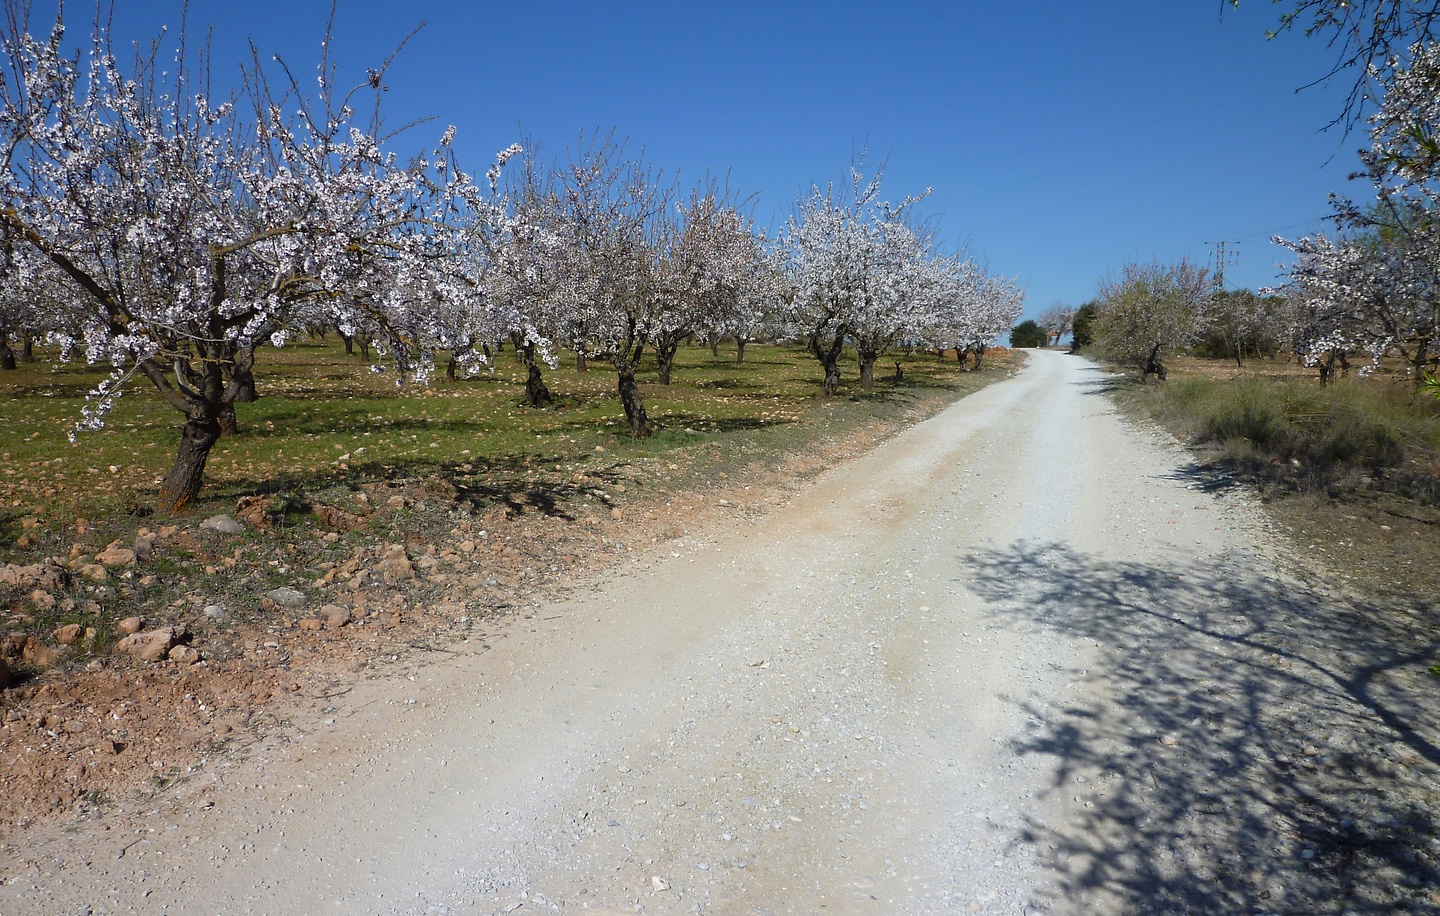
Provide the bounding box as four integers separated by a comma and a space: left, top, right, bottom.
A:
1273, 39, 1440, 385
1092, 260, 1211, 381
548, 132, 668, 436
1037, 303, 1076, 348
652, 184, 765, 384
780, 166, 930, 396
849, 219, 940, 392
720, 244, 786, 365
0, 6, 494, 509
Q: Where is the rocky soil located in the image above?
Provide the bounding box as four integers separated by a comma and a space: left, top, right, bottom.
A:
0, 394, 928, 835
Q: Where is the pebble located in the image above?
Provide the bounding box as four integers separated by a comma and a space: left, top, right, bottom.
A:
264, 587, 307, 610
199, 515, 245, 535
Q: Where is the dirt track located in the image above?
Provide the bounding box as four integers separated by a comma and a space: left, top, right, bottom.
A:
4, 350, 1438, 915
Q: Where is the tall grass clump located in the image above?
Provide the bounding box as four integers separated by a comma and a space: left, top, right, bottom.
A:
1133, 376, 1440, 499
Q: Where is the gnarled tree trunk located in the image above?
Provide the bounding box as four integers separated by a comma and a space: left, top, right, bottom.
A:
654, 337, 680, 386
521, 342, 552, 408
857, 349, 877, 393
158, 414, 222, 512
618, 367, 649, 437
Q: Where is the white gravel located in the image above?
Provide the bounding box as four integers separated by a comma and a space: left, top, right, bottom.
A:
4, 350, 1437, 915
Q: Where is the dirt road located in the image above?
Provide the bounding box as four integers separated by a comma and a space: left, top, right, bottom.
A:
5, 350, 1438, 915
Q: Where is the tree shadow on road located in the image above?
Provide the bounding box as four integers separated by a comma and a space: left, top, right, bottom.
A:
964, 541, 1440, 914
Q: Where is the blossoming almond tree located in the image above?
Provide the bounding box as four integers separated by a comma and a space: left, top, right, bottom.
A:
546, 132, 670, 436
650, 183, 763, 385
0, 5, 497, 510
1274, 40, 1440, 385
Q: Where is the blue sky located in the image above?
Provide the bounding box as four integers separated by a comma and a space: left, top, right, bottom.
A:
68, 1, 1361, 317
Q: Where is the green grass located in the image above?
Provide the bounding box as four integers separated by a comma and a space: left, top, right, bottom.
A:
1125, 374, 1440, 497
0, 339, 1007, 550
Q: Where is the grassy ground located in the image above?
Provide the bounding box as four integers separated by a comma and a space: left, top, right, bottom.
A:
1106, 355, 1440, 609
0, 342, 990, 519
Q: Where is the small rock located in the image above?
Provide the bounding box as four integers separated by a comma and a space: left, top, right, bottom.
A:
95, 544, 137, 567
651, 876, 670, 892
21, 637, 62, 669
30, 590, 56, 611
385, 495, 407, 509
458, 540, 476, 554
374, 552, 415, 584
199, 515, 245, 535
610, 508, 623, 520
594, 445, 606, 453
77, 563, 108, 581
53, 623, 84, 645
203, 604, 228, 621
320, 605, 352, 629
132, 535, 156, 560
117, 616, 143, 636
1159, 734, 1179, 748
167, 645, 201, 664
116, 627, 182, 662
297, 618, 324, 632
264, 587, 307, 610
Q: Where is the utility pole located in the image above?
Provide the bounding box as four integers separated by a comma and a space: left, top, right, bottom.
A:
1206, 240, 1239, 292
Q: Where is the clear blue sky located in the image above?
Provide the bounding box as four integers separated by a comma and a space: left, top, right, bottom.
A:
57, 1, 1361, 317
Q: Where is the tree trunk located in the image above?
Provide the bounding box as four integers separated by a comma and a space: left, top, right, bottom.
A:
340, 332, 354, 356
618, 368, 649, 437
522, 343, 552, 408
447, 355, 458, 382
821, 357, 841, 396
858, 353, 876, 393
216, 346, 257, 437
1141, 343, 1167, 382
972, 345, 987, 371
229, 362, 258, 403
576, 351, 587, 372
736, 338, 747, 365
20, 329, 34, 362
1412, 338, 1430, 389
158, 415, 222, 513
0, 333, 15, 371
893, 361, 904, 381
709, 337, 719, 358
808, 327, 846, 397
358, 333, 372, 361
655, 340, 679, 386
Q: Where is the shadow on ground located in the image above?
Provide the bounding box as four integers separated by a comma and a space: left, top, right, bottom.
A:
965, 540, 1440, 914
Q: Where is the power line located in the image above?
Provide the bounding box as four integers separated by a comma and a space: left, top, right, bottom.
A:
1229, 215, 1335, 242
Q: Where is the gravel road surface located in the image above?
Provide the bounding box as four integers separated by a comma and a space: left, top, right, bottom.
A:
5, 349, 1438, 915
